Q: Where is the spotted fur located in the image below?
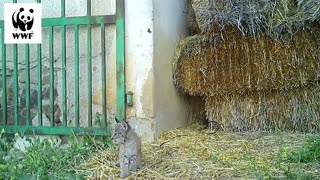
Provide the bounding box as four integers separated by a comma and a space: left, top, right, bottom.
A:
111, 121, 141, 178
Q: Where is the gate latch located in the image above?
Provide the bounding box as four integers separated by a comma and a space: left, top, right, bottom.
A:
126, 91, 134, 106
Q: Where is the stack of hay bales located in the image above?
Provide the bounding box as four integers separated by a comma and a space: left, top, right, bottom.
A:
173, 0, 320, 132
191, 0, 320, 38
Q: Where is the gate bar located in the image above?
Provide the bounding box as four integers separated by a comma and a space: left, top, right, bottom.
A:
36, 0, 43, 126
36, 0, 42, 126
61, 0, 67, 126
1, 29, 7, 125
74, 25, 80, 127
49, 27, 54, 126
2, 125, 112, 136
25, 44, 31, 125
101, 23, 107, 127
13, 44, 19, 125
37, 44, 42, 126
87, 0, 93, 127
116, 0, 125, 122
0, 16, 117, 29
13, 0, 19, 126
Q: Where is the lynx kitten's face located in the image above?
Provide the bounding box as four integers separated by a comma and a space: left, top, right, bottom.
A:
111, 122, 128, 144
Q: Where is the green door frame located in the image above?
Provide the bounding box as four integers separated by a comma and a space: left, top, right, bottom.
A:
116, 0, 126, 123
0, 0, 125, 136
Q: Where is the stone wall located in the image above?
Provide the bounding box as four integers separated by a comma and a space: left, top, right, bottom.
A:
0, 57, 61, 125
0, 0, 116, 127
0, 0, 191, 142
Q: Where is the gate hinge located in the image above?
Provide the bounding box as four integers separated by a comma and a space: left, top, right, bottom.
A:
126, 91, 134, 106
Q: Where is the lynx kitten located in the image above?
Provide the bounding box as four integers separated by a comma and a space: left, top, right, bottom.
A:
111, 121, 142, 178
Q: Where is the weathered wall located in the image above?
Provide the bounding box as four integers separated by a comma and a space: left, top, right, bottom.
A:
0, 0, 117, 126
124, 0, 190, 141
153, 0, 190, 137
0, 0, 190, 142
124, 0, 155, 142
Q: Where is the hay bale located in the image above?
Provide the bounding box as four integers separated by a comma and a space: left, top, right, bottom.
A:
267, 0, 304, 39
173, 26, 320, 96
192, 0, 297, 37
205, 85, 320, 132
187, 0, 201, 35
173, 35, 208, 96
298, 0, 320, 22
191, 0, 320, 38
192, 0, 270, 35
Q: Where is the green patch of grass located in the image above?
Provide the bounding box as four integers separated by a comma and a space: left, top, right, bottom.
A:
283, 163, 314, 180
0, 131, 114, 180
94, 112, 103, 127
271, 133, 319, 180
235, 130, 319, 180
288, 135, 320, 163
206, 130, 318, 180
278, 135, 320, 180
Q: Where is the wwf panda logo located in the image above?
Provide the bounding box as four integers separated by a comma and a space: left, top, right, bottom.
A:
12, 8, 34, 31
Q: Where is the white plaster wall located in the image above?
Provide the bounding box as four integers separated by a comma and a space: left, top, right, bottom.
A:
124, 0, 155, 142
125, 0, 154, 119
125, 0, 189, 141
153, 0, 190, 137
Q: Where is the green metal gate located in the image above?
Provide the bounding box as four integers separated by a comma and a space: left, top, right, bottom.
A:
0, 0, 125, 136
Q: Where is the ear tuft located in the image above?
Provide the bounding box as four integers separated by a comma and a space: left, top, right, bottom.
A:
122, 121, 128, 131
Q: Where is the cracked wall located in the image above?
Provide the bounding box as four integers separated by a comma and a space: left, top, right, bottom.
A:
0, 0, 190, 142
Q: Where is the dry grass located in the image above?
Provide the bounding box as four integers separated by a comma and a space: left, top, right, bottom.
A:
298, 0, 320, 21
75, 124, 319, 179
173, 26, 320, 96
190, 0, 320, 39
205, 85, 320, 132
173, 35, 206, 96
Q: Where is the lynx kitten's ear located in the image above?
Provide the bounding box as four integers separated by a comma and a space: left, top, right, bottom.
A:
121, 121, 128, 131
115, 117, 120, 123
